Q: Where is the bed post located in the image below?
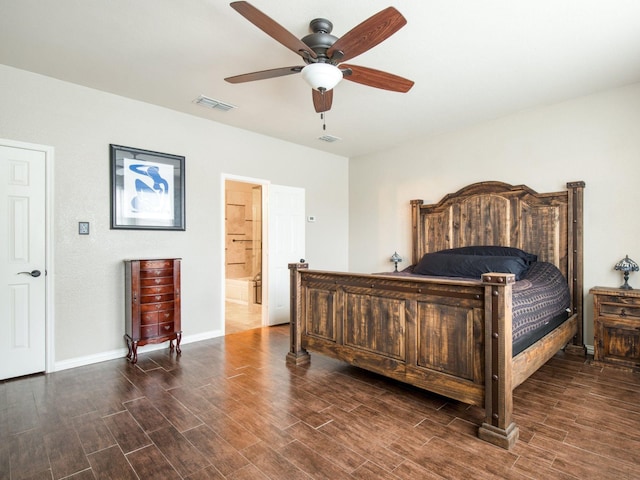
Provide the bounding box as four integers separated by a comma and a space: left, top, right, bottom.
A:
410, 199, 424, 265
565, 181, 585, 353
286, 262, 310, 366
478, 272, 519, 449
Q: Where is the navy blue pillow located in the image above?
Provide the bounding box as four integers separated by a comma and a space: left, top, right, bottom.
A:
436, 246, 537, 265
414, 253, 531, 280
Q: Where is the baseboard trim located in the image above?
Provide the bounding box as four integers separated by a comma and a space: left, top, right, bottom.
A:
53, 330, 223, 372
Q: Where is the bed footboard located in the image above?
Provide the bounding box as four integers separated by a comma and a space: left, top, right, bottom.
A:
287, 262, 524, 449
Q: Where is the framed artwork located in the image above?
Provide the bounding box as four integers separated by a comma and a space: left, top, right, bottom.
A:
110, 144, 185, 230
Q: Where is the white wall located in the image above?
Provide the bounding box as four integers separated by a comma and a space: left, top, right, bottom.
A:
0, 65, 349, 367
349, 82, 640, 348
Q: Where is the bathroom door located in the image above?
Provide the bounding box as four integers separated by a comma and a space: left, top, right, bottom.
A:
267, 184, 305, 326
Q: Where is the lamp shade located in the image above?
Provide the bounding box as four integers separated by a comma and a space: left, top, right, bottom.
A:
614, 255, 639, 273
614, 254, 639, 289
390, 251, 402, 272
301, 63, 343, 91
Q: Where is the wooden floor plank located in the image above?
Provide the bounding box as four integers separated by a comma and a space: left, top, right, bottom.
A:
182, 424, 250, 476
87, 445, 138, 480
197, 407, 261, 450
240, 441, 312, 480
72, 412, 118, 454
102, 410, 152, 453
284, 421, 367, 473
126, 444, 182, 479
278, 439, 355, 479
43, 426, 90, 479
148, 425, 211, 477
8, 428, 50, 479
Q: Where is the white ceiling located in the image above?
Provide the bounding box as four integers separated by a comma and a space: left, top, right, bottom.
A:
2, 0, 640, 158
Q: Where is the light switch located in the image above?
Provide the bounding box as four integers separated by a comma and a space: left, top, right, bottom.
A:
79, 222, 90, 235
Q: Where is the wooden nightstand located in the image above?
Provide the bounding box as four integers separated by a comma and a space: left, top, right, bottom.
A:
590, 286, 640, 370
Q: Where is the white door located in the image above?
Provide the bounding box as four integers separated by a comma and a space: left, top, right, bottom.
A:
0, 144, 47, 380
267, 185, 305, 326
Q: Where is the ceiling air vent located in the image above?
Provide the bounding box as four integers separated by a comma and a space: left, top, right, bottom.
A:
193, 95, 237, 112
318, 134, 341, 143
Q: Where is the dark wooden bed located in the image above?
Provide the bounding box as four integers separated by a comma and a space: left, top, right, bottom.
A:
287, 181, 585, 449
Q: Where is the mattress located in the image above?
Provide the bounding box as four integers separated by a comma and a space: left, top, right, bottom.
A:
511, 261, 571, 355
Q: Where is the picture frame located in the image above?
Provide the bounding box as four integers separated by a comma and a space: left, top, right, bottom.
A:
110, 144, 185, 230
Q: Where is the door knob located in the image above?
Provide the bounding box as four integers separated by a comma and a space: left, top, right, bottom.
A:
18, 270, 41, 277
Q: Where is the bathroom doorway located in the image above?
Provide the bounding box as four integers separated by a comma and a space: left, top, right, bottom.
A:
224, 179, 264, 333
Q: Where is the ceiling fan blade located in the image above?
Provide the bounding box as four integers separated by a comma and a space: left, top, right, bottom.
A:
312, 89, 333, 113
230, 1, 317, 59
225, 66, 303, 84
340, 64, 414, 92
326, 7, 406, 63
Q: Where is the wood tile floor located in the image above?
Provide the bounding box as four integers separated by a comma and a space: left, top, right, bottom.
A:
225, 302, 262, 335
2, 325, 639, 479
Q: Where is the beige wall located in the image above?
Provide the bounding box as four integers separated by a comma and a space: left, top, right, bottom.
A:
0, 65, 349, 368
349, 82, 640, 349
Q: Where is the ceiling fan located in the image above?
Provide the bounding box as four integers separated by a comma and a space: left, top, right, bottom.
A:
224, 1, 414, 113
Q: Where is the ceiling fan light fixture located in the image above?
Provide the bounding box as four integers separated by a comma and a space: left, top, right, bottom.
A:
301, 63, 343, 91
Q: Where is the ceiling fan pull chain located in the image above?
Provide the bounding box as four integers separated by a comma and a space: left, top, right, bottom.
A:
321, 112, 326, 130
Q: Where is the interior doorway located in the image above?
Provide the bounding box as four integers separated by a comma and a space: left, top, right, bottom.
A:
224, 179, 264, 334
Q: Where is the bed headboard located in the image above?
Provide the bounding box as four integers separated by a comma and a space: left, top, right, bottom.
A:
411, 181, 585, 346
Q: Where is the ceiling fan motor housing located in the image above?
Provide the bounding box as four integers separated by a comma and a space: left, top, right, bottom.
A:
301, 18, 339, 64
